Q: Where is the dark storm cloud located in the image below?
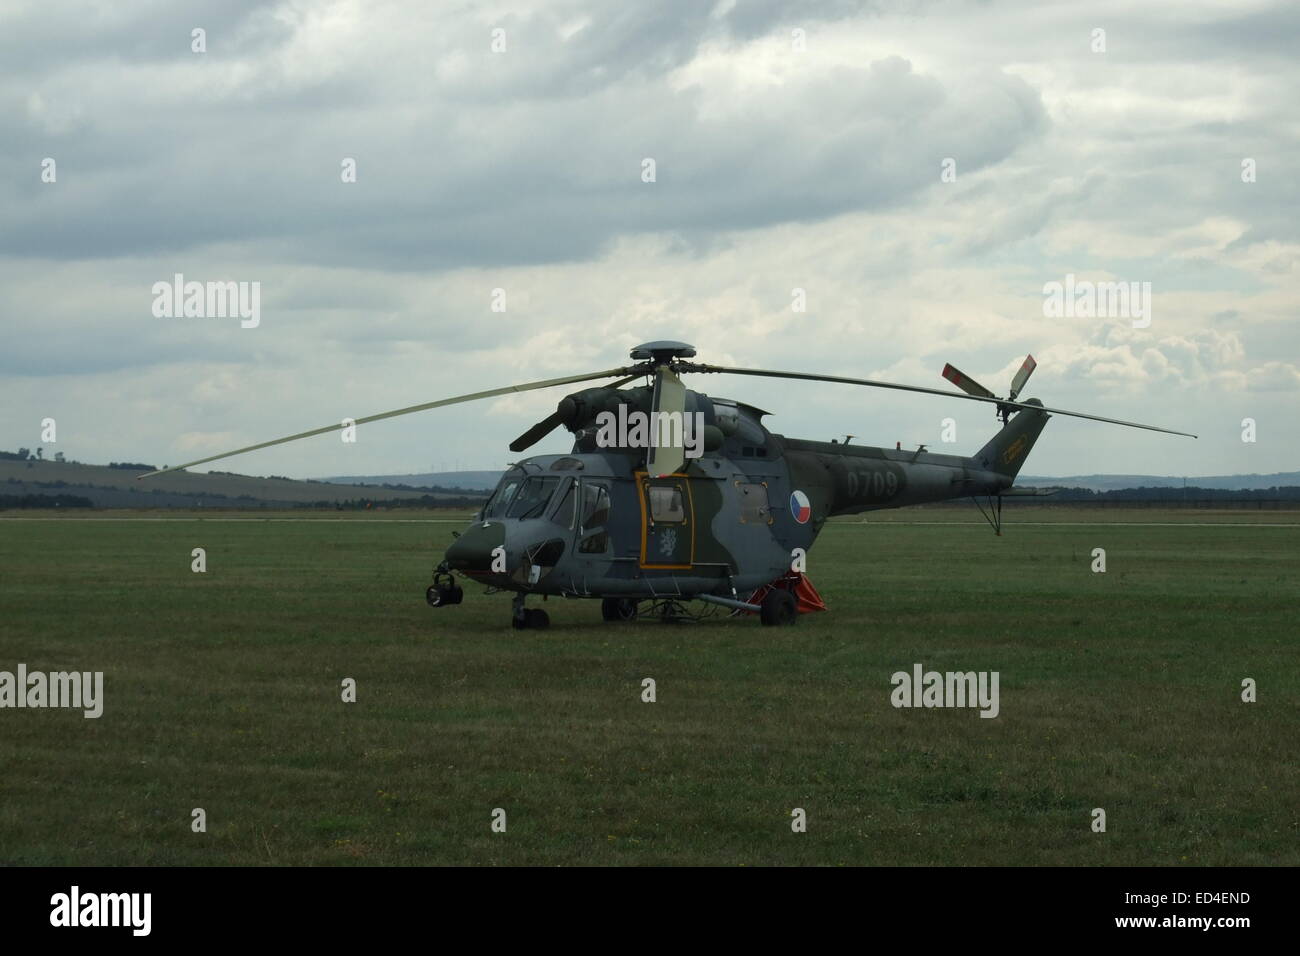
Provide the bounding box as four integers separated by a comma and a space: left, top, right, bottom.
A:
0, 0, 1045, 268
0, 0, 288, 73
1150, 2, 1300, 64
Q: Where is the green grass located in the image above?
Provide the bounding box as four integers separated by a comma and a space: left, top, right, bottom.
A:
1, 507, 1296, 866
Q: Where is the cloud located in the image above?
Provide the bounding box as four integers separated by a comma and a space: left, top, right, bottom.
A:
1, 3, 1046, 269
1, 0, 1297, 480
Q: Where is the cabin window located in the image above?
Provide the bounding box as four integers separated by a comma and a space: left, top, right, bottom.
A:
648, 484, 685, 523
506, 476, 560, 519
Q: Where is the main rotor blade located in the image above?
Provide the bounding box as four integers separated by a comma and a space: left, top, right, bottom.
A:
941, 363, 996, 399
687, 364, 1197, 438
1008, 354, 1037, 401
508, 373, 645, 453
138, 366, 637, 478
509, 410, 567, 453
647, 366, 687, 477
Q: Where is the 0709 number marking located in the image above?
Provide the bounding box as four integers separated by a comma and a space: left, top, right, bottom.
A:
845, 470, 898, 500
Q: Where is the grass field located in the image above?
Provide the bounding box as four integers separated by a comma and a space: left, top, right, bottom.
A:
1, 506, 1296, 866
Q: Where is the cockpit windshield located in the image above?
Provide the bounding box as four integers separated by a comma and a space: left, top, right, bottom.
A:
482, 471, 525, 519
505, 476, 562, 520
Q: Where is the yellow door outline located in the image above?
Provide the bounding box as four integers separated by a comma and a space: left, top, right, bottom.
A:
635, 471, 695, 569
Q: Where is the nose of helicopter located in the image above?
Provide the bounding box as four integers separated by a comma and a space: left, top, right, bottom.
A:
444, 520, 508, 575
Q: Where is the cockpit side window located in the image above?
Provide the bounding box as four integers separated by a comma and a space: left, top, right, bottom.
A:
577, 480, 611, 554
579, 482, 610, 530
552, 478, 576, 529
506, 476, 561, 519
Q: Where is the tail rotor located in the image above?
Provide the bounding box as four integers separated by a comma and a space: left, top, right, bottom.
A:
1007, 354, 1037, 401
943, 354, 1037, 424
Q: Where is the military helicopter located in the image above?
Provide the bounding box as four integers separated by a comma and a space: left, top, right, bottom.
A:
141, 341, 1195, 628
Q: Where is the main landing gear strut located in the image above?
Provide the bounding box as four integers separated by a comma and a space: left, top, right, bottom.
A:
512, 592, 550, 630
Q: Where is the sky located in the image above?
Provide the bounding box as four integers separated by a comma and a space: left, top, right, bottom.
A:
2, 0, 1296, 479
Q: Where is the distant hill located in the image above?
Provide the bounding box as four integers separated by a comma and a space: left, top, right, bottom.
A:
0, 459, 487, 509
320, 470, 502, 491
328, 469, 1300, 494
1017, 472, 1300, 492
6, 452, 1297, 509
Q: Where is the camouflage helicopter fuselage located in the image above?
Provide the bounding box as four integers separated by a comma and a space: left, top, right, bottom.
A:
137, 340, 1186, 625
440, 382, 1049, 603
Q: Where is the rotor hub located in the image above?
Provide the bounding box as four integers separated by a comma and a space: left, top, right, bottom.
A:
629, 340, 696, 364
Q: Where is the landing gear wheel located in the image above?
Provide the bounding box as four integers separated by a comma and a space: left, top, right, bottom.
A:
759, 588, 798, 627
601, 598, 639, 622
512, 606, 550, 630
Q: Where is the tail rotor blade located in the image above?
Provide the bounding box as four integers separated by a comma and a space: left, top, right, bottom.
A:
647, 366, 687, 477
1008, 354, 1037, 401
942, 363, 997, 399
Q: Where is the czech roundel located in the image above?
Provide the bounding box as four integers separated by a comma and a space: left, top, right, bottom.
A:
790, 490, 811, 524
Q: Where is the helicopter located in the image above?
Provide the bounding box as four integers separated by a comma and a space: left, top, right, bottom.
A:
141, 341, 1195, 629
